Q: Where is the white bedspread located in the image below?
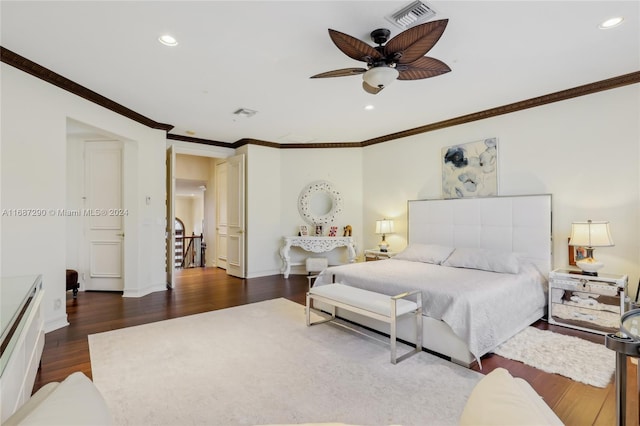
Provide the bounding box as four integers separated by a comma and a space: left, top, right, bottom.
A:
315, 259, 547, 360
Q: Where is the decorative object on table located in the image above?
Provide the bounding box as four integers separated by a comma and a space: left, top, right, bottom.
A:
315, 225, 323, 236
569, 220, 614, 276
343, 225, 352, 237
375, 219, 394, 252
298, 180, 343, 225
328, 226, 338, 237
567, 236, 587, 266
442, 137, 497, 199
299, 225, 309, 237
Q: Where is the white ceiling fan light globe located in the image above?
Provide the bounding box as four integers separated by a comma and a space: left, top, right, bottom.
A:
363, 66, 399, 88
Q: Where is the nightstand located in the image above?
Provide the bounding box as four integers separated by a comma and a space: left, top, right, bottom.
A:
364, 249, 397, 261
548, 268, 628, 335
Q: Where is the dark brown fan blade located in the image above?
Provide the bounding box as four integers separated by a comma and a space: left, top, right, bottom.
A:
362, 81, 383, 94
310, 68, 367, 78
384, 19, 449, 64
396, 57, 451, 80
328, 29, 384, 63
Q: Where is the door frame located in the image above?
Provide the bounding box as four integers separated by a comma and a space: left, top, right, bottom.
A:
166, 143, 238, 276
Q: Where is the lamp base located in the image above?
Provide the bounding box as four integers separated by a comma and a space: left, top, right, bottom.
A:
576, 257, 604, 276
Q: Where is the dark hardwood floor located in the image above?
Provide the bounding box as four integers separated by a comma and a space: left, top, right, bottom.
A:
36, 267, 638, 425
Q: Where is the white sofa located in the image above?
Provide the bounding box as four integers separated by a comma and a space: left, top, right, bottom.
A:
2, 372, 112, 426
3, 368, 561, 426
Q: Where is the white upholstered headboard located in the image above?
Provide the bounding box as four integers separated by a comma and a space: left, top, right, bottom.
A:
407, 194, 552, 275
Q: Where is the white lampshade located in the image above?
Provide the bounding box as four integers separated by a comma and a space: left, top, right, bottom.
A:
375, 219, 395, 235
569, 220, 613, 276
569, 220, 614, 247
363, 66, 399, 89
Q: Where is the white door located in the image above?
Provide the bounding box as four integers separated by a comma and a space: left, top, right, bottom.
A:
215, 161, 228, 269
166, 146, 176, 288
84, 141, 124, 291
226, 154, 245, 278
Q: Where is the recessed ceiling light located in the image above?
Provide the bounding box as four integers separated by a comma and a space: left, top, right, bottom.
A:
364, 105, 375, 111
158, 34, 178, 46
599, 17, 624, 29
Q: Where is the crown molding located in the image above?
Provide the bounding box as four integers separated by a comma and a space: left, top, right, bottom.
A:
2, 45, 637, 148
361, 70, 640, 146
167, 133, 229, 147
1, 46, 173, 132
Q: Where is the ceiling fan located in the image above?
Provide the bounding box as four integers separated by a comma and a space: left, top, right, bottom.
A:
310, 19, 451, 94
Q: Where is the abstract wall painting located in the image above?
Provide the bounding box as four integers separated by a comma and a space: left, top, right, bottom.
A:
441, 138, 498, 199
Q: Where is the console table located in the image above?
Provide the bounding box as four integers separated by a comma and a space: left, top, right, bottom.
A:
280, 236, 356, 278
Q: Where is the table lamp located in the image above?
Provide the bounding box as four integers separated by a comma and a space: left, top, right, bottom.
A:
569, 220, 614, 276
375, 219, 394, 252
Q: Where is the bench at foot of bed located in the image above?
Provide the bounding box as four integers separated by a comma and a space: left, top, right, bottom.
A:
306, 283, 423, 364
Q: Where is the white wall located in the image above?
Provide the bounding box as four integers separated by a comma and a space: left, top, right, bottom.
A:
363, 84, 640, 294
1, 64, 167, 331
278, 147, 364, 273
238, 144, 282, 277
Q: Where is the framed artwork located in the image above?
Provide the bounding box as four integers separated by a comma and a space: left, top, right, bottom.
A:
328, 226, 338, 237
442, 137, 498, 198
315, 225, 323, 236
568, 237, 588, 266
299, 225, 309, 236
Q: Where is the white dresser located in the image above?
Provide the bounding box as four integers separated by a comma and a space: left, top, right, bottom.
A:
0, 275, 45, 422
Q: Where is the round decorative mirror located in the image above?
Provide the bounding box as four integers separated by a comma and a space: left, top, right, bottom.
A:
298, 181, 343, 225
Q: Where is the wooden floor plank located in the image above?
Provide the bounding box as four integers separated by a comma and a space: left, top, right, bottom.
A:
32, 267, 638, 425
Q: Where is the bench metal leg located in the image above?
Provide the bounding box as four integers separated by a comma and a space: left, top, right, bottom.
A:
306, 293, 336, 326
391, 292, 423, 364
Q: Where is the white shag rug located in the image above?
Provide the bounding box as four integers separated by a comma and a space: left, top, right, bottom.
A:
494, 326, 615, 388
89, 298, 482, 426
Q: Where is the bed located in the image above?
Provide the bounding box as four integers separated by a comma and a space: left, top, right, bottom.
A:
314, 194, 552, 368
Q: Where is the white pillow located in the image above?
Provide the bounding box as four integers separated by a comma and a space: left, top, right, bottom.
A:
393, 243, 455, 265
443, 247, 520, 274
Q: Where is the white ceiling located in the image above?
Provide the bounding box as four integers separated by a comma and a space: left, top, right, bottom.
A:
2, 1, 638, 145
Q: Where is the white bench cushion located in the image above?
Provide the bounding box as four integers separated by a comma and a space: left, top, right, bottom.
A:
310, 284, 417, 317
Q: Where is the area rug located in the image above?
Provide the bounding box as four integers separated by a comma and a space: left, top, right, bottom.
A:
89, 298, 482, 426
494, 326, 615, 388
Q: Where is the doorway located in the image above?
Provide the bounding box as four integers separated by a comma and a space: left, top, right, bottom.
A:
165, 147, 246, 288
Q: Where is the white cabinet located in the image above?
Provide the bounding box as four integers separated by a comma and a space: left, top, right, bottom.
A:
0, 275, 45, 422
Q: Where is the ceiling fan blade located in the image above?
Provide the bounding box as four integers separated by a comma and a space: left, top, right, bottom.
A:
384, 19, 449, 64
328, 29, 384, 63
396, 57, 451, 80
362, 81, 383, 95
310, 68, 367, 78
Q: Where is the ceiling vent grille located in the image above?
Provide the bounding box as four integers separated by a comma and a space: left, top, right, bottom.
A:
386, 1, 436, 29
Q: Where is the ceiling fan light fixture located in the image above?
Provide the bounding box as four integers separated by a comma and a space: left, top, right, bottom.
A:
363, 66, 399, 89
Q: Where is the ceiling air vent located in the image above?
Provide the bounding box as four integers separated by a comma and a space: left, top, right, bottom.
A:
386, 1, 436, 29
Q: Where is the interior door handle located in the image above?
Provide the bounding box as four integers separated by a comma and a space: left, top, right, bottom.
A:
116, 233, 125, 237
